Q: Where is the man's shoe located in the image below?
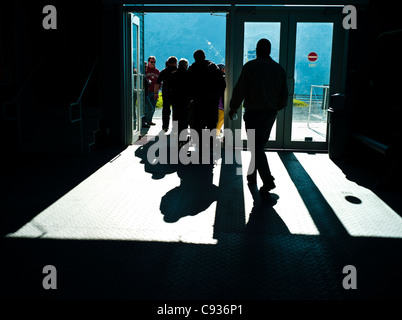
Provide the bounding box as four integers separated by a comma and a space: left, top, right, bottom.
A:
259, 182, 275, 200
163, 127, 169, 132
149, 122, 156, 126
260, 180, 276, 192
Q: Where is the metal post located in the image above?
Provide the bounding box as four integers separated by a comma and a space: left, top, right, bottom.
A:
308, 85, 313, 128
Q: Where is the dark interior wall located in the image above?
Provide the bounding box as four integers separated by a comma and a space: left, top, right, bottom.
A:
1, 1, 95, 102
100, 3, 123, 145
0, 0, 125, 153
0, 1, 67, 152
346, 1, 402, 145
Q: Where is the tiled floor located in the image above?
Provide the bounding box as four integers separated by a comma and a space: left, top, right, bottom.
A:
1, 121, 402, 301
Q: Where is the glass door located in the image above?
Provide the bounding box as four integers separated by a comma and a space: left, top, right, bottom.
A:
231, 7, 345, 151
284, 11, 345, 150
290, 23, 333, 144
231, 10, 289, 149
131, 14, 144, 143
241, 21, 282, 145
124, 12, 144, 145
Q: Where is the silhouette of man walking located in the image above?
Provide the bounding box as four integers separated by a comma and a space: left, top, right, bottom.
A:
229, 39, 288, 198
155, 56, 178, 132
187, 50, 226, 160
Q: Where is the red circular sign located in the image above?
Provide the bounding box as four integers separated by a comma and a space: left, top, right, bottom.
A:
308, 52, 318, 62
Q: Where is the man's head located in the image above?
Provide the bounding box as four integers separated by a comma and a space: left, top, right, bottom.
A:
178, 58, 189, 70
193, 49, 206, 62
148, 56, 156, 68
217, 63, 225, 74
256, 39, 271, 58
167, 56, 178, 67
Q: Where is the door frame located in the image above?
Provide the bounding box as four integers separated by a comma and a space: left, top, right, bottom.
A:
225, 8, 290, 150
122, 5, 230, 145
122, 9, 144, 145
285, 10, 346, 150
121, 5, 348, 150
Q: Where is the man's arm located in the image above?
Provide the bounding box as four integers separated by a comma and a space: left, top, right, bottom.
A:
153, 83, 160, 100
154, 71, 163, 98
154, 83, 161, 94
229, 66, 248, 119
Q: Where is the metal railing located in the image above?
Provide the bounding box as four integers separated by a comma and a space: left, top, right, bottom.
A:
69, 58, 99, 152
307, 85, 330, 128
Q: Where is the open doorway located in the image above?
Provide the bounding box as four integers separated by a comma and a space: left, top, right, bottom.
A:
123, 5, 346, 151
142, 11, 227, 138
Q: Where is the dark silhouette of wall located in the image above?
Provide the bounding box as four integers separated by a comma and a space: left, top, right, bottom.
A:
0, 0, 112, 159
345, 1, 402, 154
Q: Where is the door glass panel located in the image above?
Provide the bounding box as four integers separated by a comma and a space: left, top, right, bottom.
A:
291, 22, 333, 142
132, 23, 139, 133
243, 22, 281, 64
242, 22, 281, 141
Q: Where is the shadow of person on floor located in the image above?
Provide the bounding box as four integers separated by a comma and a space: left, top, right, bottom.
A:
134, 132, 178, 179
245, 184, 290, 235
160, 162, 219, 223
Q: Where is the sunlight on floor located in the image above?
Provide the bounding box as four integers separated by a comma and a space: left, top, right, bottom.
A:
241, 151, 320, 236
6, 145, 219, 244
295, 152, 402, 238
6, 146, 402, 242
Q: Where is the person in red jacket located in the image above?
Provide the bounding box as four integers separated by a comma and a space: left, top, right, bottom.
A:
144, 56, 160, 127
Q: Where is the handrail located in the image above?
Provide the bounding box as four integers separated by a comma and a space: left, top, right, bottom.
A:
373, 28, 402, 49
353, 133, 389, 156
69, 57, 100, 123
307, 84, 330, 129
69, 57, 100, 153
2, 55, 46, 121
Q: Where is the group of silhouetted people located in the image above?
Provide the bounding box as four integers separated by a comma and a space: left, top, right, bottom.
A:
144, 39, 288, 199
144, 50, 226, 154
